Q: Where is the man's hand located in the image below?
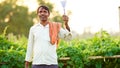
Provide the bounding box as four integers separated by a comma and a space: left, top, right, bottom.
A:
62, 15, 70, 31
25, 61, 29, 68
62, 15, 69, 24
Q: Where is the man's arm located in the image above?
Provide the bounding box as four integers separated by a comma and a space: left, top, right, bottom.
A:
58, 15, 78, 41
25, 27, 34, 68
62, 15, 70, 32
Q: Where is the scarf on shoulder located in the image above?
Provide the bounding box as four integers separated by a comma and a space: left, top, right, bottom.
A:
49, 22, 61, 48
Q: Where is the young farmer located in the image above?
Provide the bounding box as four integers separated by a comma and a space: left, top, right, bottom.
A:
25, 5, 76, 68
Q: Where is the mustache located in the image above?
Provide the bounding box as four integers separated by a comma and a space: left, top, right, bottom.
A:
40, 15, 45, 17
39, 15, 45, 18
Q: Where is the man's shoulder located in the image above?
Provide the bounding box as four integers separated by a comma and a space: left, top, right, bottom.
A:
30, 23, 39, 30
31, 23, 40, 28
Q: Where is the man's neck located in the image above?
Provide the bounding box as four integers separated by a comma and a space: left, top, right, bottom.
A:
40, 21, 49, 26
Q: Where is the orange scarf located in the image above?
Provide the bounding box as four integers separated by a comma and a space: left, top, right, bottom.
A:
49, 22, 61, 47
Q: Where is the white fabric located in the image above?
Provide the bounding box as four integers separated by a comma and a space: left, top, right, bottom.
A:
25, 23, 76, 65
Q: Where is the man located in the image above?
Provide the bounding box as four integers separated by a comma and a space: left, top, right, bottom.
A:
25, 5, 75, 68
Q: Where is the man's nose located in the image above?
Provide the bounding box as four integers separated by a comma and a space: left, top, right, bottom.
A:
41, 12, 45, 15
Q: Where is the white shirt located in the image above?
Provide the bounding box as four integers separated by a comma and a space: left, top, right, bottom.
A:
25, 23, 75, 65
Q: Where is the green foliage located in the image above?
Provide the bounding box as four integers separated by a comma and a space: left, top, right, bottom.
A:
0, 35, 26, 68
0, 50, 25, 68
0, 30, 120, 68
57, 30, 120, 68
89, 30, 120, 56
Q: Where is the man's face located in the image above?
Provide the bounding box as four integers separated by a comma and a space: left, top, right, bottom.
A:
37, 7, 50, 21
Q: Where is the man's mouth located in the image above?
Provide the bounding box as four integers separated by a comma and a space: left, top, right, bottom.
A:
40, 15, 45, 18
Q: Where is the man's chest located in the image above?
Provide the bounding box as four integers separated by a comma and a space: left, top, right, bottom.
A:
33, 27, 50, 41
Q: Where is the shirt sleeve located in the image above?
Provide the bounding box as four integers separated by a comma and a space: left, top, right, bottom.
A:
58, 28, 78, 41
25, 27, 34, 62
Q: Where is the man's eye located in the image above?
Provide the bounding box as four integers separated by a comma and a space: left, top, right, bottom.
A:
39, 11, 42, 13
44, 11, 47, 13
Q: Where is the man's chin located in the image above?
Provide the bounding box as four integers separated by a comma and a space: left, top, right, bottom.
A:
41, 20, 47, 22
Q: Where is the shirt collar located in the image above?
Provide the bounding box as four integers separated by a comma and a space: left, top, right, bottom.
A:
36, 23, 49, 28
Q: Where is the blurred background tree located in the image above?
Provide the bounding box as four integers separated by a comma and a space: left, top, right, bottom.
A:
0, 0, 63, 37
0, 0, 33, 37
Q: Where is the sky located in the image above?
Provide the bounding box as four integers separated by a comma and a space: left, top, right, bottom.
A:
24, 0, 120, 34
